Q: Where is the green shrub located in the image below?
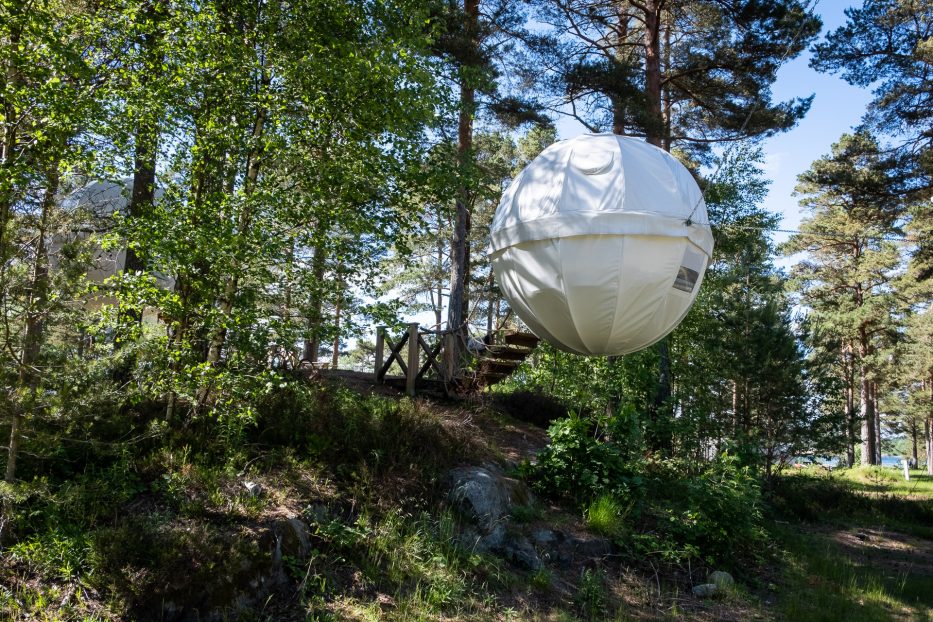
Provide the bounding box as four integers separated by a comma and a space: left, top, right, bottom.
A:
527, 414, 640, 503
575, 567, 608, 621
611, 453, 765, 566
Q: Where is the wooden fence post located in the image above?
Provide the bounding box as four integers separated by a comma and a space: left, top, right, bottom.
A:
444, 332, 455, 382
406, 323, 419, 396
374, 326, 386, 382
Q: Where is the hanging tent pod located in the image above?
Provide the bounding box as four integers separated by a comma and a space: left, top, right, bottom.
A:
489, 133, 714, 356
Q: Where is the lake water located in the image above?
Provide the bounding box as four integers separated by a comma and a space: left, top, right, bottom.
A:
798, 456, 908, 468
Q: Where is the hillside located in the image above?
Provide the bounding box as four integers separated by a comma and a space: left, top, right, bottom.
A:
3, 376, 932, 621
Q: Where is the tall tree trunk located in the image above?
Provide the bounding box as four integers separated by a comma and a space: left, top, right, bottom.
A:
928, 375, 933, 475
844, 343, 856, 467
642, 0, 672, 452
121, 0, 164, 310
445, 0, 478, 380
331, 278, 342, 368
858, 352, 875, 466
436, 226, 444, 330
872, 381, 881, 463
6, 167, 58, 482
0, 17, 22, 284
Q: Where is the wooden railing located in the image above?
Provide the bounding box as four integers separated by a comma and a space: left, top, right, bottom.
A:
374, 323, 455, 396
373, 324, 539, 396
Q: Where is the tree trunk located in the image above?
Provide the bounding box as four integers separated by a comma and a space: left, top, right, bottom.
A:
859, 367, 875, 466
121, 0, 164, 287
643, 0, 672, 452
0, 17, 22, 281
928, 374, 933, 475
844, 343, 856, 467
5, 167, 57, 482
331, 282, 342, 368
871, 381, 881, 463
445, 0, 478, 380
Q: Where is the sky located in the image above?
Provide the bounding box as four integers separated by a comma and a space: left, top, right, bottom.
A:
553, 0, 874, 253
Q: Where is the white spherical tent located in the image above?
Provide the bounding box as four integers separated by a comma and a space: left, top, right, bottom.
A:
489, 133, 714, 356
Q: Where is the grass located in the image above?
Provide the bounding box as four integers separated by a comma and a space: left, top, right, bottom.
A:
585, 495, 627, 538
842, 467, 933, 498
773, 525, 933, 622
769, 467, 933, 622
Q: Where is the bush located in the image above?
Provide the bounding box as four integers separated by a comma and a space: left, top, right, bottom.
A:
526, 414, 640, 504
528, 413, 765, 565
641, 453, 764, 565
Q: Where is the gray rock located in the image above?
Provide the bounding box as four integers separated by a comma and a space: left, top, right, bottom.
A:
446, 466, 533, 532
531, 528, 558, 548
277, 518, 311, 558
708, 570, 734, 589
304, 503, 332, 525
242, 480, 263, 498
568, 535, 612, 558
692, 583, 718, 598
461, 523, 507, 554
500, 536, 542, 571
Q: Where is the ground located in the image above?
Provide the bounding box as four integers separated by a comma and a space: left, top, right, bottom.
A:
1, 376, 932, 621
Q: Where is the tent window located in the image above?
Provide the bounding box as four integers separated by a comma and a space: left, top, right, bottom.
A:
673, 266, 699, 292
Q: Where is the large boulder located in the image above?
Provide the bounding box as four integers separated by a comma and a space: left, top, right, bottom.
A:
445, 464, 532, 532
445, 464, 540, 570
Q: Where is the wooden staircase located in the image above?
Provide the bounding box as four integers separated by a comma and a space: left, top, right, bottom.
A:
468, 331, 540, 390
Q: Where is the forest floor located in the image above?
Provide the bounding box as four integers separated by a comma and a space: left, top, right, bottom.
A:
2, 376, 933, 621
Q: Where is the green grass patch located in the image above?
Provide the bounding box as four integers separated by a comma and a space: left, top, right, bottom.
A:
585, 495, 626, 538
772, 525, 933, 622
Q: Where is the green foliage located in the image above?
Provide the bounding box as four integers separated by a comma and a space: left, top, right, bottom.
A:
526, 413, 639, 504
574, 568, 608, 621
529, 412, 764, 565
640, 454, 764, 565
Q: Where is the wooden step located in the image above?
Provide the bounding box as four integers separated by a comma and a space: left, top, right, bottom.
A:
504, 332, 540, 348
483, 344, 533, 361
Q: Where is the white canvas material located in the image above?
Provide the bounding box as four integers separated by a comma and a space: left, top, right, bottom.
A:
489, 133, 714, 356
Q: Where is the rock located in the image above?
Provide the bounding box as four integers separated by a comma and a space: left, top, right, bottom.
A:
708, 570, 734, 589
276, 518, 311, 558
304, 503, 332, 525
531, 528, 558, 548
692, 583, 718, 598
446, 466, 533, 532
568, 535, 613, 558
242, 480, 263, 498
460, 523, 507, 554
500, 536, 542, 571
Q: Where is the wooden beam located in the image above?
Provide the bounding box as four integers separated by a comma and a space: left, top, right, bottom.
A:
406, 323, 419, 396
416, 334, 445, 380
378, 332, 409, 379
374, 326, 386, 382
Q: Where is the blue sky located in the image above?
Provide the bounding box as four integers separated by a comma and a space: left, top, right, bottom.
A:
554, 0, 873, 250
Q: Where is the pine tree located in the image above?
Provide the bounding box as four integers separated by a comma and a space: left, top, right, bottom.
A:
811, 0, 933, 281
783, 132, 908, 466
